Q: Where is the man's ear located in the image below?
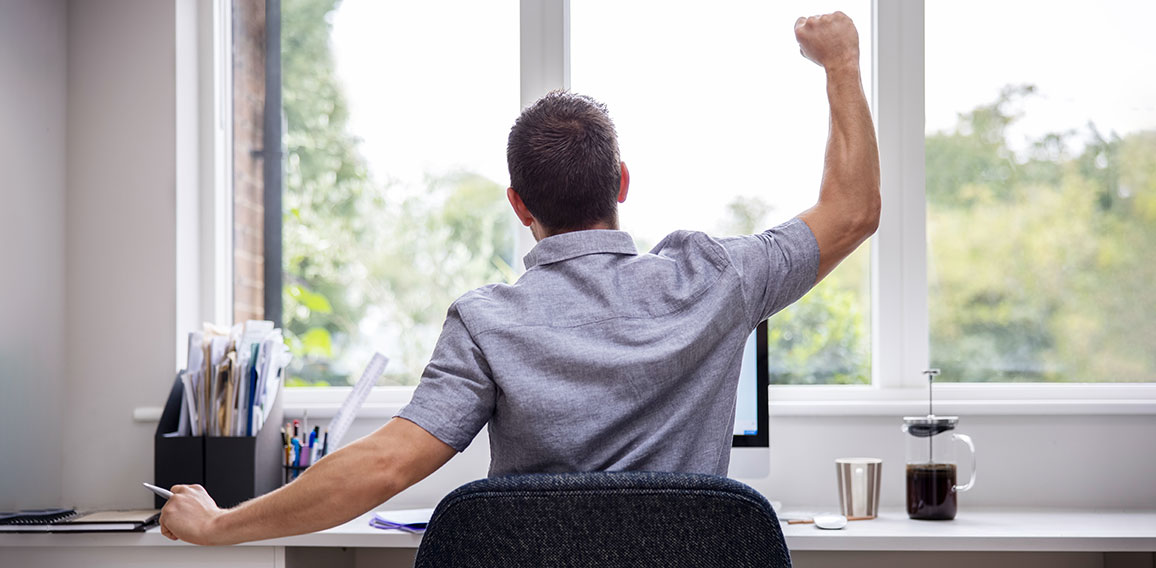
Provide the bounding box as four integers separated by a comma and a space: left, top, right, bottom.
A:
507, 187, 535, 227
617, 161, 630, 203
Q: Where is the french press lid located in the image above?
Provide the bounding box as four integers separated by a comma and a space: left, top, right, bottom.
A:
902, 415, 958, 437
901, 368, 958, 437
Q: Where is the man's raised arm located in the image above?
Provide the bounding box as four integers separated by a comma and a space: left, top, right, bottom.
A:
794, 12, 881, 284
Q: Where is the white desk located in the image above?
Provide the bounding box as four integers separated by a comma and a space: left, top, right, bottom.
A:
781, 508, 1156, 552
2, 509, 1154, 568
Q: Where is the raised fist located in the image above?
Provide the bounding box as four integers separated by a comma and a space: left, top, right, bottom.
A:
794, 11, 860, 71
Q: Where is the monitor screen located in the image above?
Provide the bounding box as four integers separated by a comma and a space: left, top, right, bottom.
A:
732, 320, 769, 447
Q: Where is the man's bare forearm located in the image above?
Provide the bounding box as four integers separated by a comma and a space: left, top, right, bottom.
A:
819, 63, 880, 233
159, 417, 456, 546
209, 435, 397, 544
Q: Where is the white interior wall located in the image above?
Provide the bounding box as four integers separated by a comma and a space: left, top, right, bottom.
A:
62, 0, 180, 509
0, 0, 68, 511
333, 411, 1156, 512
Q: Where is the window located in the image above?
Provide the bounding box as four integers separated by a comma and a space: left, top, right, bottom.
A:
570, 0, 874, 385
279, 0, 518, 386
925, 0, 1156, 382
227, 0, 1153, 400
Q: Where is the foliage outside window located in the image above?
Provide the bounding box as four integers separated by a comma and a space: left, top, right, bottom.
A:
926, 0, 1156, 382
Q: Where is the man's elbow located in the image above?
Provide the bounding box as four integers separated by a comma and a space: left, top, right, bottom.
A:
852, 192, 881, 239
862, 197, 881, 235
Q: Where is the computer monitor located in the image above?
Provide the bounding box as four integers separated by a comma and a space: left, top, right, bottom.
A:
728, 320, 769, 478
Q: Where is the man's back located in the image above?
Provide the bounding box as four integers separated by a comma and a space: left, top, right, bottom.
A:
398, 221, 818, 476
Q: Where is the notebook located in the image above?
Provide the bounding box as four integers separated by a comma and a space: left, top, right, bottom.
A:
0, 508, 76, 526
0, 509, 160, 533
369, 508, 434, 534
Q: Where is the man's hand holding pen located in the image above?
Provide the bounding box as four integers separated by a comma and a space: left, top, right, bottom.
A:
159, 484, 229, 545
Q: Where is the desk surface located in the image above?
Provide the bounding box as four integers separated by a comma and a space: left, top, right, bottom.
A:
2, 508, 1154, 552
780, 508, 1156, 552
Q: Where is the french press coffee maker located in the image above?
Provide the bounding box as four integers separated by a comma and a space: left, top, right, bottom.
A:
902, 369, 976, 520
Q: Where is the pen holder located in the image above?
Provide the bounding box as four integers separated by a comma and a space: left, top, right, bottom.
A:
154, 375, 284, 509
282, 434, 326, 484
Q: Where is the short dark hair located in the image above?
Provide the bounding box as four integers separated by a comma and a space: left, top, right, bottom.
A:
507, 91, 621, 233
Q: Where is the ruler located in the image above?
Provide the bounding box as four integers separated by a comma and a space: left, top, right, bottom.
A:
326, 352, 389, 450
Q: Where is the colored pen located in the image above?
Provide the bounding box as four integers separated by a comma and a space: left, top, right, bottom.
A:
142, 482, 173, 500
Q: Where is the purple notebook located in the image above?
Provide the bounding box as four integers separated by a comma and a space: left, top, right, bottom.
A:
369, 508, 434, 534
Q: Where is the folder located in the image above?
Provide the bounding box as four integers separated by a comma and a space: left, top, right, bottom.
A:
369, 508, 435, 533
154, 374, 284, 509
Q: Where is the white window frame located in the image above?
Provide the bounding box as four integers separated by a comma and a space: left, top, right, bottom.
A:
276, 0, 1156, 417
177, 0, 234, 371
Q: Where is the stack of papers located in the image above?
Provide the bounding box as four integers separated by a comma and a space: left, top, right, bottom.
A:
369, 508, 434, 534
171, 320, 292, 437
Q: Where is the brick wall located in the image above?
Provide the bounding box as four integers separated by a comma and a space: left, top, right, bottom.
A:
233, 0, 266, 323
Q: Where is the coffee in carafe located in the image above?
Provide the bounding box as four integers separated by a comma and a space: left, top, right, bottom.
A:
902, 369, 976, 520
905, 462, 957, 520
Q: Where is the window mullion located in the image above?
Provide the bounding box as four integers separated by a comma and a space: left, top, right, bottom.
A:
208, 0, 234, 326
516, 0, 569, 260
872, 0, 928, 390
518, 0, 569, 107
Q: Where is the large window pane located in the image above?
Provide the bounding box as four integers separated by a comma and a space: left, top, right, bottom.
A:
282, 0, 518, 386
571, 1, 874, 384
926, 0, 1156, 382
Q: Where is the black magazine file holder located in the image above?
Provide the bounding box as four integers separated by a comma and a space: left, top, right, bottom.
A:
154, 374, 284, 509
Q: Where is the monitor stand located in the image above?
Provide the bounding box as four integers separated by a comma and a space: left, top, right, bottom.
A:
727, 446, 769, 479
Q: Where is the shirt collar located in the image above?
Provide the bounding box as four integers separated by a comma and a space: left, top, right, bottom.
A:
523, 230, 638, 270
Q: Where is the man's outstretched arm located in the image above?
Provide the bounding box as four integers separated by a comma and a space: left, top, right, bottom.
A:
794, 12, 881, 284
158, 417, 456, 545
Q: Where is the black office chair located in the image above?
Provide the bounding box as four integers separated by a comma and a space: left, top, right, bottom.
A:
414, 471, 791, 568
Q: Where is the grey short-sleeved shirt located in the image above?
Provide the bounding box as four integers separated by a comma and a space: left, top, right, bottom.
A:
397, 218, 819, 476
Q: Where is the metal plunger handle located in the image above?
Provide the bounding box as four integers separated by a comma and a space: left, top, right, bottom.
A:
923, 369, 940, 416
923, 368, 941, 463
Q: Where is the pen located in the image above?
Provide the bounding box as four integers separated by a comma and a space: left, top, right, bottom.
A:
142, 482, 173, 500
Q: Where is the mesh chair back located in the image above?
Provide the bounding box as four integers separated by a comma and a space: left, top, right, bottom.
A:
414, 471, 791, 568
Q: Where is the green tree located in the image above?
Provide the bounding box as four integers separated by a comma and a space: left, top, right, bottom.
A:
927, 86, 1156, 382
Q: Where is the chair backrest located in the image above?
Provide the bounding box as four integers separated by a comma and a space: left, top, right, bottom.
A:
414, 471, 791, 568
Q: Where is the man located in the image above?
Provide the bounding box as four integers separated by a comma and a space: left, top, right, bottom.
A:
160, 11, 878, 545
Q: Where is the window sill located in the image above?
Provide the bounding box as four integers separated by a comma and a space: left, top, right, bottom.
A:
767, 398, 1156, 416
279, 383, 1156, 419
133, 384, 1156, 423
766, 383, 1156, 416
